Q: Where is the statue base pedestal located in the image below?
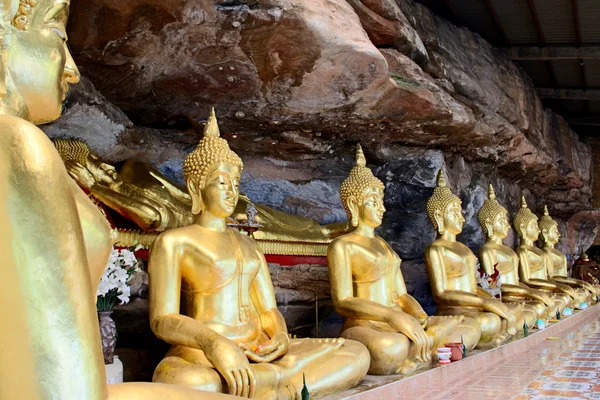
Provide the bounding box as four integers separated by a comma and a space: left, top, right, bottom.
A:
105, 355, 123, 384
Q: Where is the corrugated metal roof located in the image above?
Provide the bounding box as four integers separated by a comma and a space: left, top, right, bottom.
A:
489, 0, 539, 44
584, 60, 600, 87
447, 0, 503, 42
562, 100, 587, 114
579, 0, 600, 43
533, 0, 577, 44
551, 60, 583, 88
414, 0, 600, 136
518, 60, 554, 87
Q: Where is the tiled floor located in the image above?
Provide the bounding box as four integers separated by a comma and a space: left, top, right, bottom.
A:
422, 318, 600, 400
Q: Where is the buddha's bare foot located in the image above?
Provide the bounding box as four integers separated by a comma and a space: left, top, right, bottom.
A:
395, 359, 418, 375
427, 315, 463, 346
277, 384, 299, 400
275, 338, 345, 381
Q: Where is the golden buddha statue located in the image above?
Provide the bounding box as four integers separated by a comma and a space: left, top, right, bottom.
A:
328, 145, 480, 375
53, 139, 195, 231
514, 197, 578, 310
148, 109, 369, 399
539, 206, 597, 303
0, 0, 235, 398
54, 139, 341, 255
477, 185, 556, 321
425, 170, 526, 347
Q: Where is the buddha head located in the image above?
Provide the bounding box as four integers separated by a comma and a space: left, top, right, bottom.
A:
340, 144, 385, 228
426, 169, 464, 236
53, 139, 122, 187
477, 184, 510, 240
539, 205, 560, 246
513, 196, 540, 242
0, 0, 80, 123
183, 108, 243, 218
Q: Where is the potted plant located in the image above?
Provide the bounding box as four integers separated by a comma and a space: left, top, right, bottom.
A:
97, 245, 141, 365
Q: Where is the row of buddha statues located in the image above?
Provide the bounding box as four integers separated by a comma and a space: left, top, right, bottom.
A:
63, 110, 600, 397
0, 0, 597, 398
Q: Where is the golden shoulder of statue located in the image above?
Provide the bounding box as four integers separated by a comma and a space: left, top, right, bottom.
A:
327, 145, 480, 375
424, 170, 524, 348
0, 1, 254, 399
148, 109, 369, 399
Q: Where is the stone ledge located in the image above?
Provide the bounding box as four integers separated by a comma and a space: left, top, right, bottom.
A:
324, 304, 600, 400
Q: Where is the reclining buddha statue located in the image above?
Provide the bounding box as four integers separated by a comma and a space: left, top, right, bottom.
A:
424, 170, 527, 348
514, 197, 578, 311
0, 0, 239, 398
53, 139, 341, 254
148, 109, 370, 399
327, 145, 481, 375
538, 206, 597, 304
477, 185, 556, 322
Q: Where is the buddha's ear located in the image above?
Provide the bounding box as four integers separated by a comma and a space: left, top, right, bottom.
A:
347, 196, 359, 227
434, 209, 445, 234
187, 178, 203, 215
484, 218, 494, 238
0, 50, 6, 97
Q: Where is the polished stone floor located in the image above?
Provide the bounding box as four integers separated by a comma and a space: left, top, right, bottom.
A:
422, 318, 600, 400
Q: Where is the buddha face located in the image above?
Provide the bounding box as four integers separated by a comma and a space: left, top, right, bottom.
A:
490, 211, 510, 239
524, 219, 540, 241
543, 224, 560, 245
7, 0, 80, 124
357, 187, 385, 228
197, 162, 241, 218
437, 201, 464, 235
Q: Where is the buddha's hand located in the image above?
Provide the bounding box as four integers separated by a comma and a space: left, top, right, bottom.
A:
65, 161, 96, 190
239, 331, 289, 363
387, 312, 432, 362
204, 337, 256, 398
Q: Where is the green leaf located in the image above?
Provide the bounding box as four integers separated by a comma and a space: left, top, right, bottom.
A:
301, 373, 309, 400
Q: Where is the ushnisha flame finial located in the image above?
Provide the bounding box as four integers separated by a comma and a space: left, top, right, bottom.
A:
543, 205, 549, 216
488, 184, 496, 200
204, 107, 220, 138
437, 169, 447, 188
355, 144, 366, 167
521, 196, 528, 209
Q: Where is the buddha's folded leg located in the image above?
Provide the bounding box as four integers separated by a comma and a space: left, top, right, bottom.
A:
437, 308, 504, 347
275, 338, 370, 399
341, 326, 413, 375
503, 298, 549, 321
152, 348, 223, 393
505, 303, 536, 332
430, 316, 481, 351
547, 293, 568, 314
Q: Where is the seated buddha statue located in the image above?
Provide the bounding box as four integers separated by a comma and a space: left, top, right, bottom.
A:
0, 0, 237, 399
539, 206, 597, 304
514, 197, 578, 310
148, 109, 369, 399
477, 185, 556, 321
425, 170, 524, 347
328, 145, 481, 375
55, 139, 342, 254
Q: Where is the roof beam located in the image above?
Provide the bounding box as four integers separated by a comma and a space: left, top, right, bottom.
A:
504, 46, 600, 60
537, 88, 600, 101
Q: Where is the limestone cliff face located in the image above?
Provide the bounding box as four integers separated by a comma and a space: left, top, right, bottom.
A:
43, 0, 599, 356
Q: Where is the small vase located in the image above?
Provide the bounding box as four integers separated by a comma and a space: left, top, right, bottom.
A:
444, 342, 464, 361
98, 311, 117, 364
